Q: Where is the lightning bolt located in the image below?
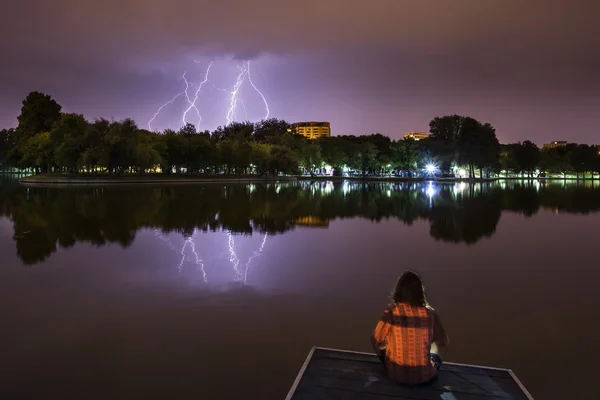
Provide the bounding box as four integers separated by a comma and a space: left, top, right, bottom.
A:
247, 61, 270, 120
227, 230, 242, 281
148, 72, 191, 132
182, 61, 213, 130
155, 228, 207, 282
211, 82, 229, 95
150, 59, 271, 131
226, 229, 269, 284
178, 238, 189, 273
212, 83, 247, 120
224, 61, 269, 126
226, 64, 248, 126
179, 231, 206, 282
243, 232, 268, 284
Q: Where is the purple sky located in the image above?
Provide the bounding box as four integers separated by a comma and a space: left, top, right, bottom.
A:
1, 0, 598, 144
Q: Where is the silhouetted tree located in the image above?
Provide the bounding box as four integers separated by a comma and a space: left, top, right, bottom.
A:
253, 118, 291, 142
3, 180, 598, 265
2, 91, 599, 178
429, 115, 463, 142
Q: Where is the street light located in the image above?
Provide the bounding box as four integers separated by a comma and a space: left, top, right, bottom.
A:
425, 164, 438, 175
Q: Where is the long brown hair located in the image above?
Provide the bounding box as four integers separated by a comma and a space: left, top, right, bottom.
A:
392, 270, 427, 307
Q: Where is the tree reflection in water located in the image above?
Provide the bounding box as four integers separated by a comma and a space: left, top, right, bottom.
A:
1, 177, 600, 265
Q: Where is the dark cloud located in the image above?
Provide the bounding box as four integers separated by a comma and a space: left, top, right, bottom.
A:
1, 0, 599, 143
5, 0, 597, 59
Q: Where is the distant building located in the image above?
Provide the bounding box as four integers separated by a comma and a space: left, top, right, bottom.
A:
295, 216, 330, 228
292, 122, 331, 139
542, 141, 568, 150
403, 132, 431, 141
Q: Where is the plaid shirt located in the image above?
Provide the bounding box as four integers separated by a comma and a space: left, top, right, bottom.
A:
372, 302, 448, 385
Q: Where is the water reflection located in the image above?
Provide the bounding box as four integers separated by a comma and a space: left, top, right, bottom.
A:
1, 177, 600, 265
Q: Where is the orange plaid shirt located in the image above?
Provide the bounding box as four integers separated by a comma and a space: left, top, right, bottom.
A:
372, 303, 447, 385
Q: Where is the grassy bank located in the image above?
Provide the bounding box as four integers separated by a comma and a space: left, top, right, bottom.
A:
19, 173, 502, 185
19, 173, 600, 185
19, 173, 298, 185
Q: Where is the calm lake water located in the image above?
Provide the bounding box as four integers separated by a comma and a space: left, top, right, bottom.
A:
1, 176, 599, 399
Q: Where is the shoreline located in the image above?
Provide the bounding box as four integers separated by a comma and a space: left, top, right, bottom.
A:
14, 173, 599, 185
18, 173, 497, 185
18, 174, 299, 185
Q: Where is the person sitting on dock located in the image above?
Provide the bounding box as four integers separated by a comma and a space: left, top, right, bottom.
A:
372, 270, 449, 386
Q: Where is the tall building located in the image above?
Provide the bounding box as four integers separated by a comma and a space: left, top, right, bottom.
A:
292, 122, 331, 139
542, 141, 568, 150
404, 132, 431, 141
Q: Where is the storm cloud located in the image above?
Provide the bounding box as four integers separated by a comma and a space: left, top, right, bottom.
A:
1, 0, 598, 143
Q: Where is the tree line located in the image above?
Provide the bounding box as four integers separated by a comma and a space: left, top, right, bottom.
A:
1, 91, 599, 178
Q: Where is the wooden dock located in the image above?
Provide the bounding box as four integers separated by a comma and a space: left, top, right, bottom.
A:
286, 347, 534, 400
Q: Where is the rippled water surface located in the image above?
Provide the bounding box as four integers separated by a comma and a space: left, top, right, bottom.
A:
1, 177, 598, 399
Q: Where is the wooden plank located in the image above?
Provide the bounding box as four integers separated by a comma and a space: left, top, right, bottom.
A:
292, 385, 412, 400
315, 347, 385, 358
314, 348, 382, 363
445, 361, 511, 372
285, 346, 316, 400
313, 348, 512, 379
305, 354, 385, 379
309, 354, 517, 383
437, 370, 529, 399
314, 348, 513, 373
289, 348, 532, 400
297, 375, 524, 400
442, 364, 512, 378
305, 356, 528, 399
508, 370, 535, 400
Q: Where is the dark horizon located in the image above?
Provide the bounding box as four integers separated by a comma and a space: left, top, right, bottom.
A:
1, 1, 599, 145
